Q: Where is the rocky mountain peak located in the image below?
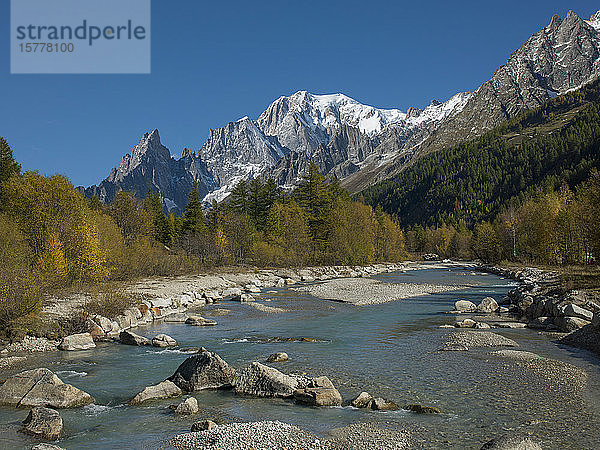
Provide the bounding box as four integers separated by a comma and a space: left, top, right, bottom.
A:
547, 14, 562, 31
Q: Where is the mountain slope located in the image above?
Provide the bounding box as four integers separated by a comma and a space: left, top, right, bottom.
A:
360, 78, 600, 227
341, 9, 600, 193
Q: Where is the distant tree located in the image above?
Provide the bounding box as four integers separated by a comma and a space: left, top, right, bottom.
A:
0, 137, 21, 202
88, 195, 103, 211
472, 221, 502, 263
108, 192, 152, 243
182, 183, 206, 234
143, 191, 171, 246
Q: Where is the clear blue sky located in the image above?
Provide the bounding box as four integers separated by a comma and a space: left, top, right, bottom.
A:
1, 0, 598, 187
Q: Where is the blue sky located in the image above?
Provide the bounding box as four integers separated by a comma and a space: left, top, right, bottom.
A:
1, 0, 598, 187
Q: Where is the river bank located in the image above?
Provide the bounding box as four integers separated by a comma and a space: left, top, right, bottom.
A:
478, 264, 600, 356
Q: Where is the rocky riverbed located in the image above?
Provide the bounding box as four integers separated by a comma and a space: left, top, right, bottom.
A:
1, 263, 599, 449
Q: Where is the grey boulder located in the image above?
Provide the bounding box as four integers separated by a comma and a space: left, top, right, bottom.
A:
561, 303, 594, 321
58, 333, 96, 351
554, 316, 591, 333
169, 350, 235, 391
129, 380, 182, 405
0, 368, 93, 408
21, 407, 63, 440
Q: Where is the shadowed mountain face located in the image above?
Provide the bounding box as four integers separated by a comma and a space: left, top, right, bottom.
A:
81, 130, 215, 214
83, 10, 600, 213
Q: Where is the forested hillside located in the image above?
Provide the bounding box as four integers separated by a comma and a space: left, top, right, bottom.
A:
361, 78, 600, 228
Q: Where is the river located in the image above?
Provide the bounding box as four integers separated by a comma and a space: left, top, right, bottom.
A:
1, 266, 599, 449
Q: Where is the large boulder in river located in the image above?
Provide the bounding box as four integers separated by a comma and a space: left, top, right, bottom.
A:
21, 407, 63, 440
58, 333, 96, 351
480, 432, 542, 449
404, 403, 442, 414
370, 397, 399, 410
477, 297, 499, 313
234, 362, 305, 398
0, 368, 93, 408
169, 350, 235, 391
185, 315, 217, 326
293, 376, 342, 407
129, 380, 182, 405
152, 334, 177, 347
119, 330, 150, 346
454, 300, 477, 312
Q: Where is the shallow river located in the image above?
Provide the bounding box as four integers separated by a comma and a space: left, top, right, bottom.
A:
1, 266, 599, 449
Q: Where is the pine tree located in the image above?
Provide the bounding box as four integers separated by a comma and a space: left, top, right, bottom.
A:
182, 183, 206, 234
143, 191, 171, 246
0, 137, 21, 205
295, 163, 333, 246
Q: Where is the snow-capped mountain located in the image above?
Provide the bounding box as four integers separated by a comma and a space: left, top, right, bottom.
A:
83, 9, 600, 211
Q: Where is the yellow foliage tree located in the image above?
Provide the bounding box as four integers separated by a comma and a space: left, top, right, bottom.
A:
71, 221, 110, 282
36, 233, 69, 284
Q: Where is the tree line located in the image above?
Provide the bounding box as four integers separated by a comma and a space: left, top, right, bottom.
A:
403, 170, 600, 265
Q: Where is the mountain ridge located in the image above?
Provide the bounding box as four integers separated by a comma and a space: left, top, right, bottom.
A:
81, 9, 600, 213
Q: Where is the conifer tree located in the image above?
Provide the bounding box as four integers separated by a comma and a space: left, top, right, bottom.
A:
182, 183, 206, 234
0, 137, 21, 205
